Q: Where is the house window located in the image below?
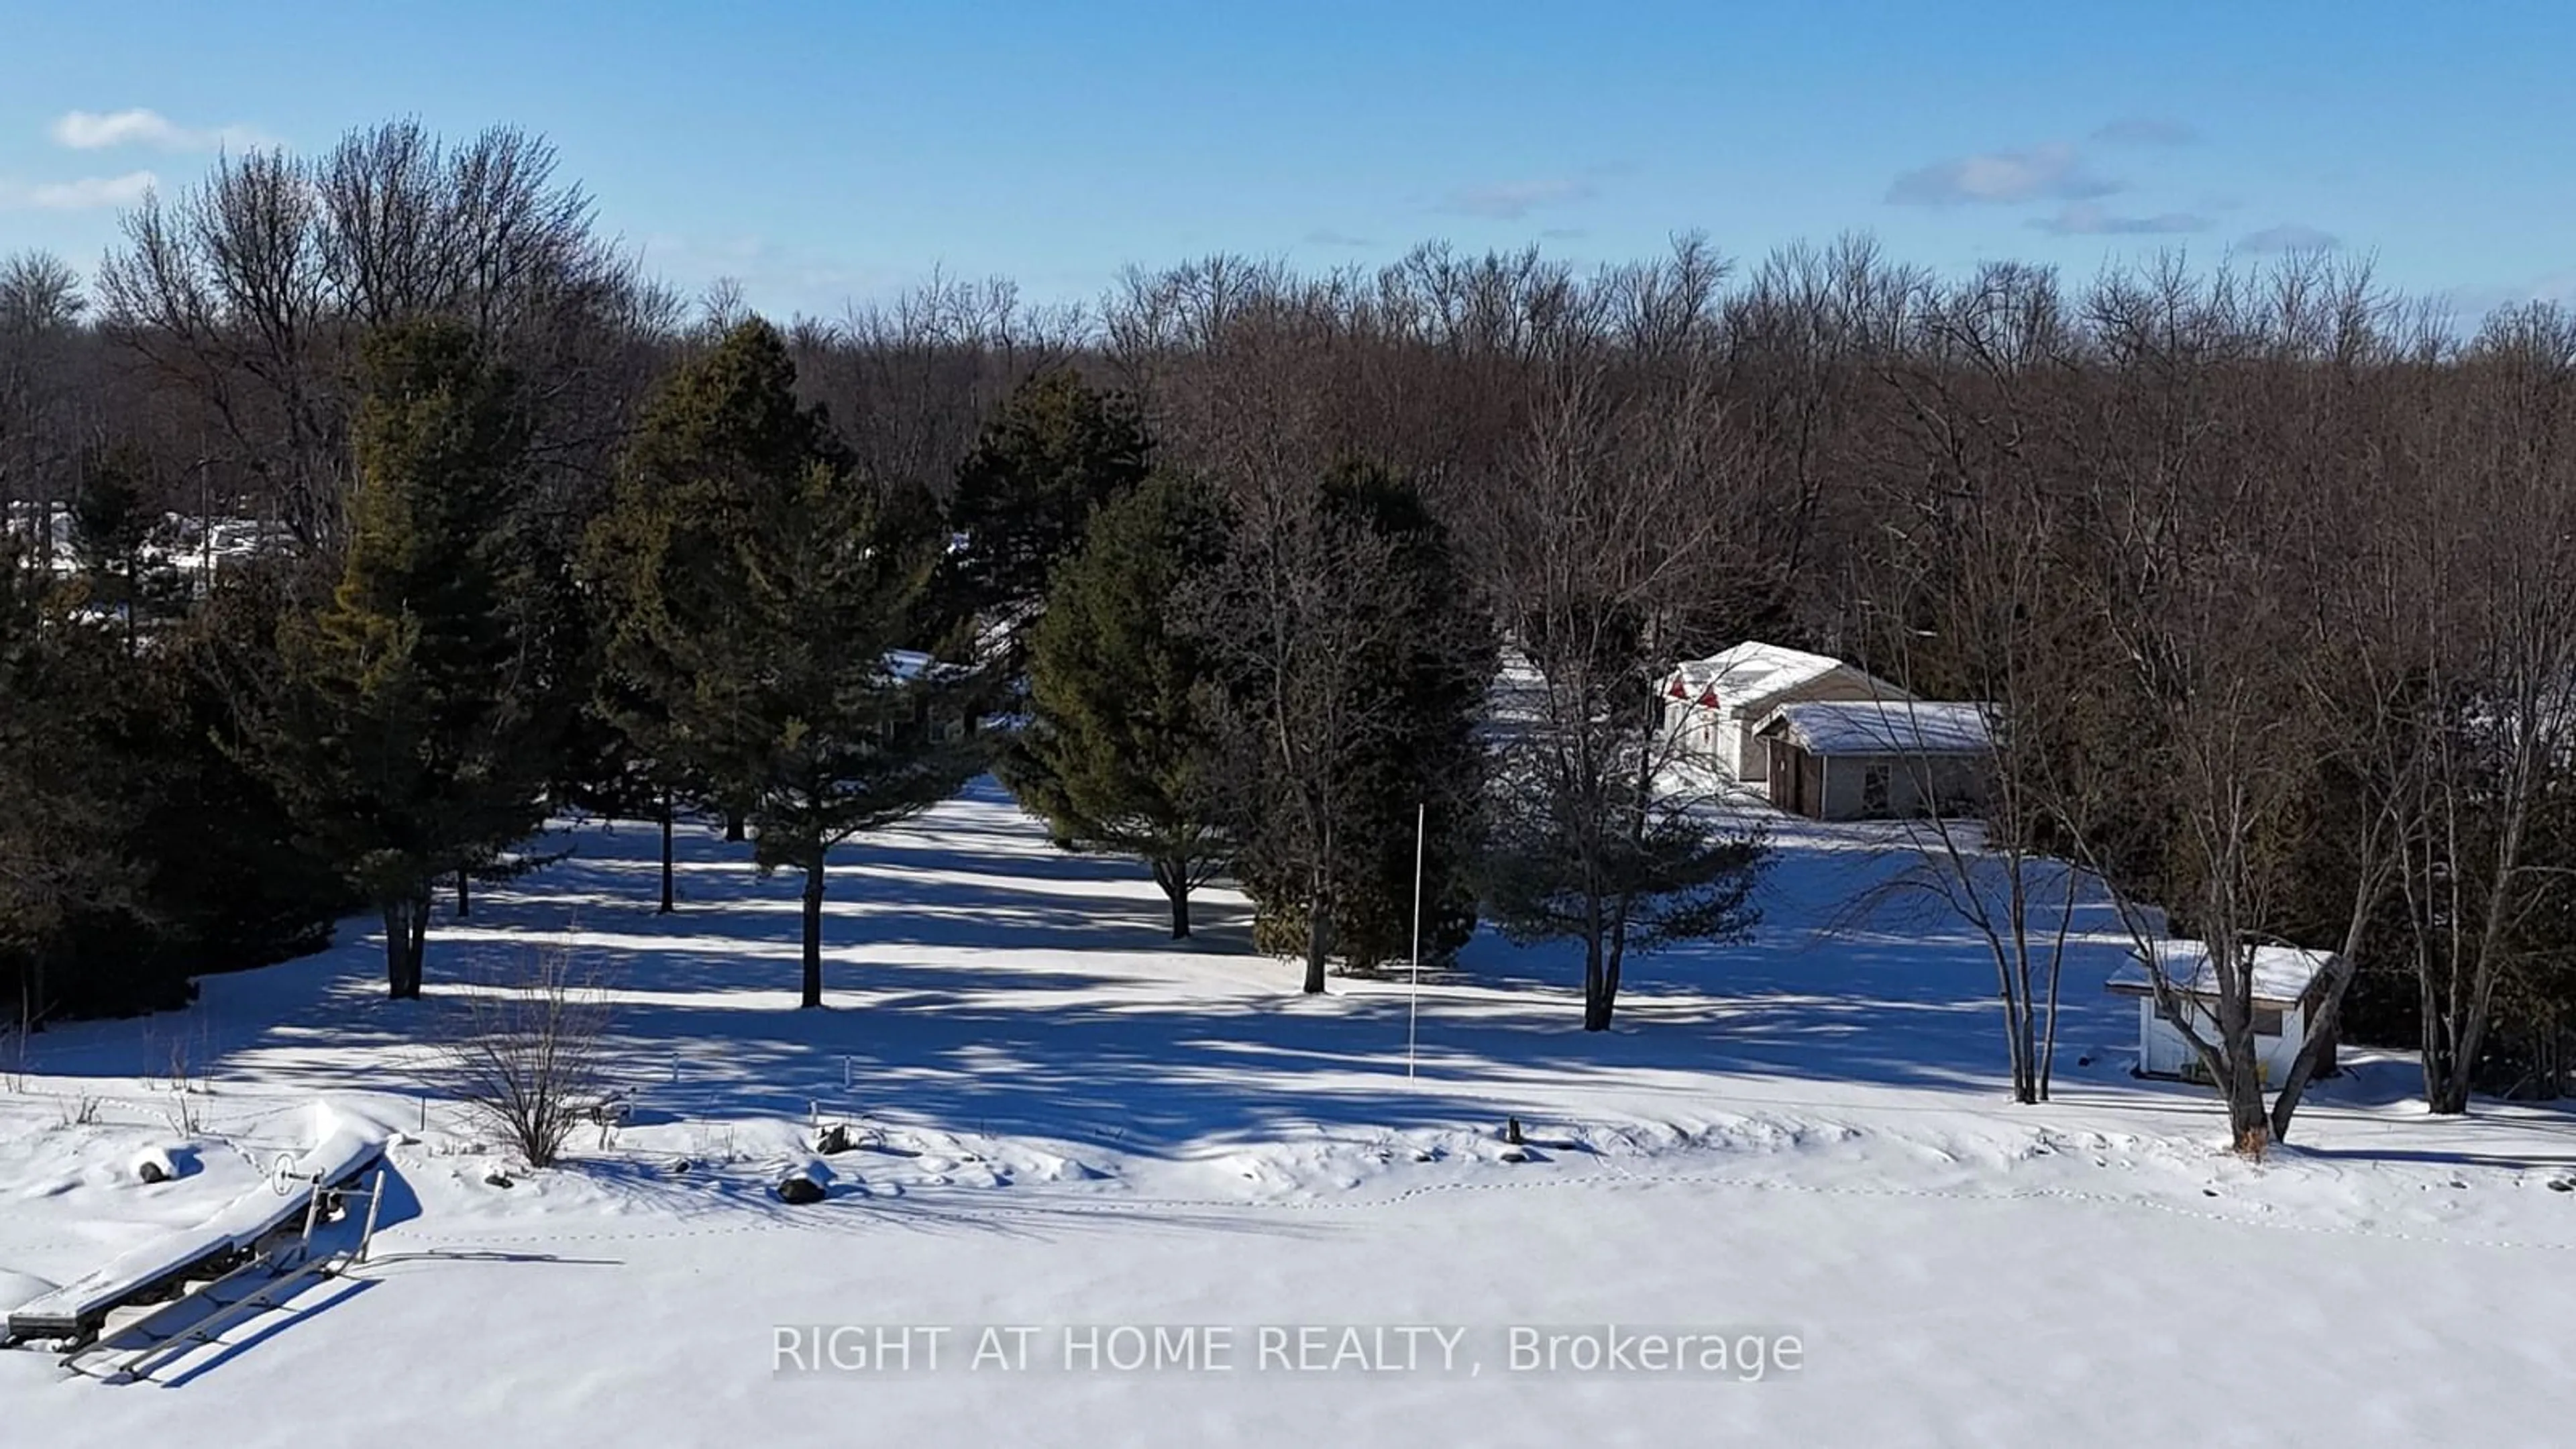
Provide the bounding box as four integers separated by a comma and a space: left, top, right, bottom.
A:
1862, 765, 1890, 816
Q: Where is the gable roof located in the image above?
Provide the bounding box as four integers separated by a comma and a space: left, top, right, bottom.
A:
1666, 642, 1896, 713
1755, 700, 1994, 757
881, 649, 977, 685
2106, 941, 2337, 1008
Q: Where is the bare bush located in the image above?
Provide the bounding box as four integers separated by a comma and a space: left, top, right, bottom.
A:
442, 949, 615, 1169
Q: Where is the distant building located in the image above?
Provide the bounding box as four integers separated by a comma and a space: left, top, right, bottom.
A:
1751, 700, 1994, 821
1658, 643, 1912, 790
881, 649, 979, 744
2106, 941, 2341, 1083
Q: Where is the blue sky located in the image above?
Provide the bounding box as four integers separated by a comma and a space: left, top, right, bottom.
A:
1, 0, 2568, 319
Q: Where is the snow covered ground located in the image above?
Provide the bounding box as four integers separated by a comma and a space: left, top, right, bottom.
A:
5, 780, 2575, 1444
3, 503, 274, 579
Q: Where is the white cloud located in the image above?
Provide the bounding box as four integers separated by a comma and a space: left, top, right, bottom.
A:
49, 108, 269, 152
2441, 271, 2575, 322
1886, 144, 2118, 207
1442, 177, 1599, 220
2031, 203, 2210, 236
0, 170, 159, 211
2237, 223, 2341, 254
2092, 117, 2200, 146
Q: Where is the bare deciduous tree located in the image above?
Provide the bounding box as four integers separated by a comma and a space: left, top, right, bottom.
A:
0, 251, 91, 566
1475, 351, 1769, 1031
1854, 263, 2097, 1103
2382, 303, 2576, 1114
98, 122, 659, 553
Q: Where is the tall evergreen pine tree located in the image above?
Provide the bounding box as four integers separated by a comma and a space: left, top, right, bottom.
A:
264, 321, 554, 1000
597, 319, 989, 1008
1013, 472, 1233, 938
941, 368, 1154, 661
0, 543, 138, 1026
1224, 465, 1492, 981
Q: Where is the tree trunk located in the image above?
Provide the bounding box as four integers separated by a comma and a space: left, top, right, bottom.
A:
2273, 877, 2381, 1143
1154, 861, 1192, 941
2437, 944, 2506, 1114
1302, 883, 1329, 995
2226, 1069, 2269, 1157
383, 894, 429, 1001
657, 791, 676, 915
380, 900, 407, 999
454, 868, 471, 919
2216, 1016, 2269, 1155
725, 809, 747, 843
409, 887, 431, 997
800, 859, 826, 1009
1582, 935, 1613, 1032
2034, 865, 2077, 1103
2271, 967, 2352, 1142
1595, 911, 1629, 1032
22, 946, 45, 1034
2422, 941, 2471, 1113
1582, 994, 1614, 1032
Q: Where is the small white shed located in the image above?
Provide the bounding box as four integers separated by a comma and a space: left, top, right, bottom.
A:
2106, 941, 2341, 1083
1658, 643, 1911, 790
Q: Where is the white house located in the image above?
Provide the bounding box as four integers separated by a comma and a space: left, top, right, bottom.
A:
2106, 941, 2341, 1083
1751, 700, 1996, 820
1658, 642, 1912, 792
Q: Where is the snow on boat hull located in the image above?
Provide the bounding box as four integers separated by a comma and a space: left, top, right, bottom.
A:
5, 1115, 385, 1342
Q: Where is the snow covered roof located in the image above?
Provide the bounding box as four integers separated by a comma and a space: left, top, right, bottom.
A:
1755, 700, 1994, 757
1666, 641, 1849, 707
881, 649, 975, 685
2106, 941, 2337, 1007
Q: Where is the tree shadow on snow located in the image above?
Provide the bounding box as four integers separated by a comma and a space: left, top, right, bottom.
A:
47, 775, 2516, 1159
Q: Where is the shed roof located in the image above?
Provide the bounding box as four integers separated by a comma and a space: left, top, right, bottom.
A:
881, 649, 976, 684
1755, 700, 1994, 757
1666, 641, 1868, 712
2106, 941, 2337, 1007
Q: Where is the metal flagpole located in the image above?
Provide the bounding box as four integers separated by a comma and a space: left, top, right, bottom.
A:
1409, 801, 1424, 1079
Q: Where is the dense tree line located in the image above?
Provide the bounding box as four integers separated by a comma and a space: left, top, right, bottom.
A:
7, 121, 2575, 1116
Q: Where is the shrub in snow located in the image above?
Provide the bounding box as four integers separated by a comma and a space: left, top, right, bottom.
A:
441, 948, 615, 1170
130, 1146, 176, 1183
777, 1172, 826, 1205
